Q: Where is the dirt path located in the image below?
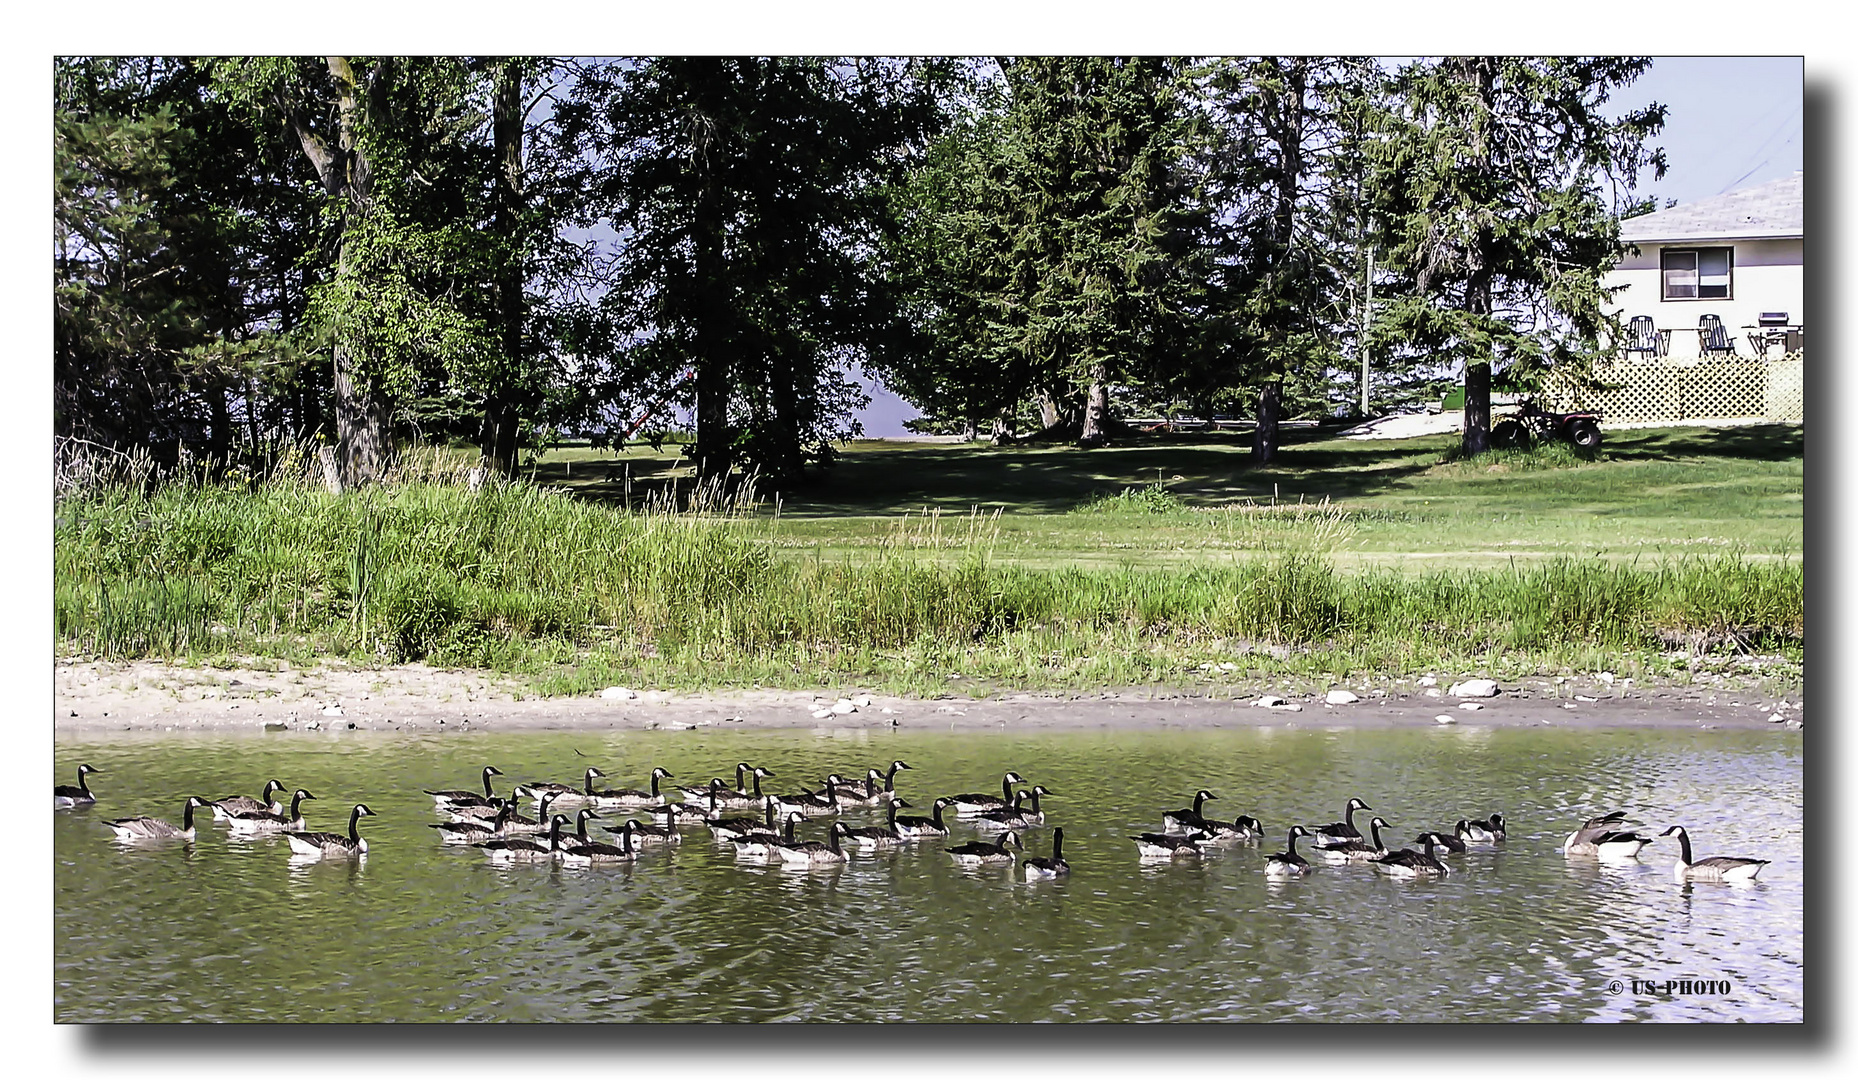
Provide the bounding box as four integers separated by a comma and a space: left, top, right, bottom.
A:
52, 660, 1803, 736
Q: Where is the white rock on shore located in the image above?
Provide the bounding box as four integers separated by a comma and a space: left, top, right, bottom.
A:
1324, 690, 1360, 705
600, 686, 638, 701
1449, 679, 1500, 698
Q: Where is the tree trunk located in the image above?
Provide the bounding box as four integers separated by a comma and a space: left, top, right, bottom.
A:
989, 410, 1013, 446
1036, 389, 1062, 432
690, 109, 732, 481
962, 418, 979, 442
1458, 56, 1497, 458
1463, 353, 1492, 455
480, 59, 527, 478
1253, 379, 1282, 465
1079, 364, 1111, 446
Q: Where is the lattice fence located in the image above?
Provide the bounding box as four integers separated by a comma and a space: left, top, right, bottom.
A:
1542, 351, 1805, 424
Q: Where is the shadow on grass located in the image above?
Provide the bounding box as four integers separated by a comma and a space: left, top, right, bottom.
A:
529, 423, 1801, 518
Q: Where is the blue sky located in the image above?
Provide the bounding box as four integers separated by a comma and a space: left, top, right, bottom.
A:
856, 55, 1808, 436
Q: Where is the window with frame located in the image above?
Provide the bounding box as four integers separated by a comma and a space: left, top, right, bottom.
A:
1661, 247, 1734, 300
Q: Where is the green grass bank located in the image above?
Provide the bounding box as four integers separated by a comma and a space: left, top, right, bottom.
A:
53, 429, 1804, 696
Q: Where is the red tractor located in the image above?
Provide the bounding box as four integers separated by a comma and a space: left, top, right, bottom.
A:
1490, 400, 1603, 452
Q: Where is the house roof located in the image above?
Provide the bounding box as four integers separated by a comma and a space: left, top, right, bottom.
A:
1620, 172, 1803, 243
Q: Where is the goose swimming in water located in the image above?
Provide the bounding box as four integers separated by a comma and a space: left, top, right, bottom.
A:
54, 764, 103, 809
705, 793, 780, 842
486, 791, 560, 835
733, 811, 807, 859
774, 777, 845, 818
1131, 832, 1205, 859
1195, 814, 1266, 845
1372, 834, 1452, 878
225, 789, 316, 833
947, 831, 1022, 866
1457, 813, 1506, 844
617, 805, 683, 846
704, 764, 776, 810
207, 778, 283, 821
841, 799, 913, 849
590, 767, 676, 809
948, 772, 1026, 817
558, 814, 639, 864
875, 760, 913, 801
1264, 826, 1315, 877
1659, 826, 1770, 883
429, 799, 518, 842
1313, 798, 1374, 849
1316, 817, 1392, 863
1022, 828, 1071, 879
974, 787, 1054, 831
1161, 789, 1220, 834
516, 767, 605, 803
892, 797, 954, 840
1414, 830, 1468, 855
105, 796, 209, 841
475, 814, 564, 861
425, 766, 503, 808
286, 804, 377, 858
1559, 811, 1631, 854
823, 770, 889, 807
775, 821, 853, 865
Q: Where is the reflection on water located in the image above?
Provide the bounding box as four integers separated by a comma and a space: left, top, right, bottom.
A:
54, 726, 1802, 1023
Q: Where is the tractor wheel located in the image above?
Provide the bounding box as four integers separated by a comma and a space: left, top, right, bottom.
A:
1491, 419, 1529, 450
1567, 419, 1602, 452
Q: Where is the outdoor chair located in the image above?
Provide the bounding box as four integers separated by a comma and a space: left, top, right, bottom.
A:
1622, 315, 1667, 361
1698, 314, 1739, 359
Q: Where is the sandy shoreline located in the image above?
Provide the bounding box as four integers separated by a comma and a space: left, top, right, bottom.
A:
52, 659, 1803, 737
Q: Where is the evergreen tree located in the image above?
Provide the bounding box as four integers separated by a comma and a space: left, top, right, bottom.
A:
1368, 56, 1666, 453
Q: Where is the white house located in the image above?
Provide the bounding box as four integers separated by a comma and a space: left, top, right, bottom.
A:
1605, 172, 1804, 361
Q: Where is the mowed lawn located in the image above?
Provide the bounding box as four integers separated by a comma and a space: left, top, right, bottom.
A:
531, 424, 1803, 572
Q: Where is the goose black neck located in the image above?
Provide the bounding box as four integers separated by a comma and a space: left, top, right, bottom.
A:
752, 771, 767, 797
548, 817, 564, 851
649, 772, 662, 797
576, 813, 592, 841
1051, 829, 1065, 861
1674, 828, 1694, 866
1286, 829, 1302, 857
884, 763, 902, 791
76, 771, 93, 797
347, 806, 366, 842
736, 763, 750, 792
827, 825, 843, 855
289, 792, 309, 819
783, 816, 798, 842
584, 770, 599, 795
481, 769, 496, 798
1346, 802, 1363, 829
1026, 790, 1042, 814
1368, 819, 1385, 849
1001, 775, 1015, 802
181, 800, 198, 833
1193, 791, 1208, 815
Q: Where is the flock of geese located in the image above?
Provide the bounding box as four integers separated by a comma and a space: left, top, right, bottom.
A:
53, 760, 1772, 883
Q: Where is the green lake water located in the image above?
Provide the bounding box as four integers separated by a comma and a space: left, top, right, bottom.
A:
53, 724, 1803, 1023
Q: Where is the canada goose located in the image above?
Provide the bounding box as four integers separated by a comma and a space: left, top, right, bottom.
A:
1132, 832, 1204, 859
1023, 828, 1071, 879
773, 776, 844, 818
445, 789, 518, 822
429, 799, 519, 842
475, 814, 565, 861
674, 775, 730, 804
226, 789, 316, 833
706, 794, 781, 842
616, 805, 683, 846
947, 831, 1022, 866
841, 799, 913, 849
733, 811, 806, 859
1659, 826, 1770, 883
1264, 826, 1315, 877
208, 778, 284, 821
1459, 813, 1507, 844
516, 767, 605, 803
1161, 789, 1219, 834
1559, 811, 1631, 854
775, 821, 852, 865
948, 772, 1025, 816
490, 791, 560, 835
975, 786, 1055, 831
54, 764, 103, 809
1312, 798, 1374, 848
286, 804, 377, 858
104, 796, 209, 841
876, 760, 913, 800
590, 767, 676, 809
1372, 834, 1452, 878
704, 764, 775, 810
425, 766, 503, 807
826, 770, 890, 807
1316, 817, 1392, 863
1195, 814, 1266, 844
558, 814, 639, 864
1415, 830, 1468, 855
893, 797, 954, 839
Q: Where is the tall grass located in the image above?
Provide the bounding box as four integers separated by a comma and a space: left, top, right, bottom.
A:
53, 472, 1803, 688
